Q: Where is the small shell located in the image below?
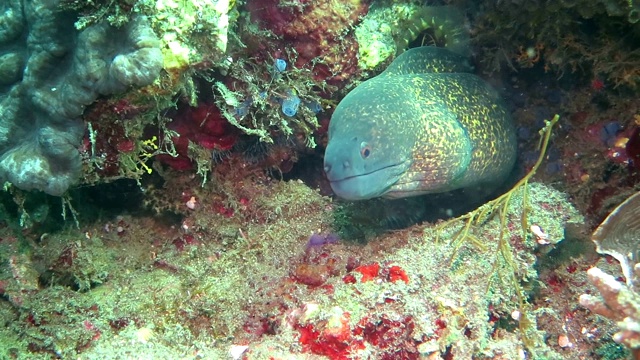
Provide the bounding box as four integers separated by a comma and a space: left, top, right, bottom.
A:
531, 224, 550, 244
229, 345, 248, 360
558, 334, 572, 348
186, 196, 197, 210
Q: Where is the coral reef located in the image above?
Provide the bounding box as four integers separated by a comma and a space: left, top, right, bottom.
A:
246, 0, 369, 85
147, 0, 233, 71
73, 0, 236, 188
0, 165, 584, 358
61, 0, 233, 71
580, 190, 640, 355
0, 0, 162, 196
468, 0, 640, 88
3, 0, 640, 358
533, 92, 640, 223
581, 267, 640, 356
155, 101, 239, 171
79, 96, 165, 183
210, 54, 327, 165
355, 2, 470, 71
0, 114, 586, 357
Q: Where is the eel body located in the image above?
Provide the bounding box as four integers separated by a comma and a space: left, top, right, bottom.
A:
323, 46, 517, 200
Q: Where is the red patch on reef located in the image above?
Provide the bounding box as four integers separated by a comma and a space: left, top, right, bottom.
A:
156, 101, 238, 170
172, 234, 199, 251
297, 312, 364, 359
354, 315, 421, 359
81, 116, 134, 177
342, 273, 357, 284
354, 263, 380, 282
55, 245, 77, 268
342, 263, 410, 284
591, 77, 605, 91
297, 313, 421, 359
545, 273, 564, 293
116, 139, 135, 153
387, 265, 409, 283
588, 186, 618, 218
81, 97, 158, 177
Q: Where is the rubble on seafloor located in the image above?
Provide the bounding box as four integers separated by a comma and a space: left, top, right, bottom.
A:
0, 164, 594, 358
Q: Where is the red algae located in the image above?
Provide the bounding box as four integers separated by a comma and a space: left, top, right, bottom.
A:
156, 101, 238, 170
354, 263, 380, 282
387, 265, 409, 284
297, 310, 364, 360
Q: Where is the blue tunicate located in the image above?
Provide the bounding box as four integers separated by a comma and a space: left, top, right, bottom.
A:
603, 122, 621, 135
235, 97, 253, 117
304, 100, 322, 114
235, 105, 249, 117
281, 91, 301, 117
274, 58, 287, 72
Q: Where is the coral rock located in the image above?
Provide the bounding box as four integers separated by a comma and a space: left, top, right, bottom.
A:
0, 0, 162, 195
157, 102, 238, 170
581, 267, 640, 353
247, 0, 369, 85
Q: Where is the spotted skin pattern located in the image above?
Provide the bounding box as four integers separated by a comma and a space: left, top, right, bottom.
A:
324, 46, 517, 200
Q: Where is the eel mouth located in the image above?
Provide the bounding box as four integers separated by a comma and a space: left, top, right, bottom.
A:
327, 163, 396, 181
327, 162, 407, 200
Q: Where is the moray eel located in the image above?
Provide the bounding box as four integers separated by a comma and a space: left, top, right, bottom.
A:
324, 46, 517, 200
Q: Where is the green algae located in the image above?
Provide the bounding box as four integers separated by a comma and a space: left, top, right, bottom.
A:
0, 172, 583, 358
301, 180, 581, 358
355, 2, 470, 71
212, 52, 325, 149
0, 177, 331, 358
595, 340, 630, 359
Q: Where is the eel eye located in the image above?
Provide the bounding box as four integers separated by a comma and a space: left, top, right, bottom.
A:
360, 142, 371, 159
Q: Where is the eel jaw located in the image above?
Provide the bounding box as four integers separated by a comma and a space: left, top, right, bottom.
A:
327, 161, 409, 201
